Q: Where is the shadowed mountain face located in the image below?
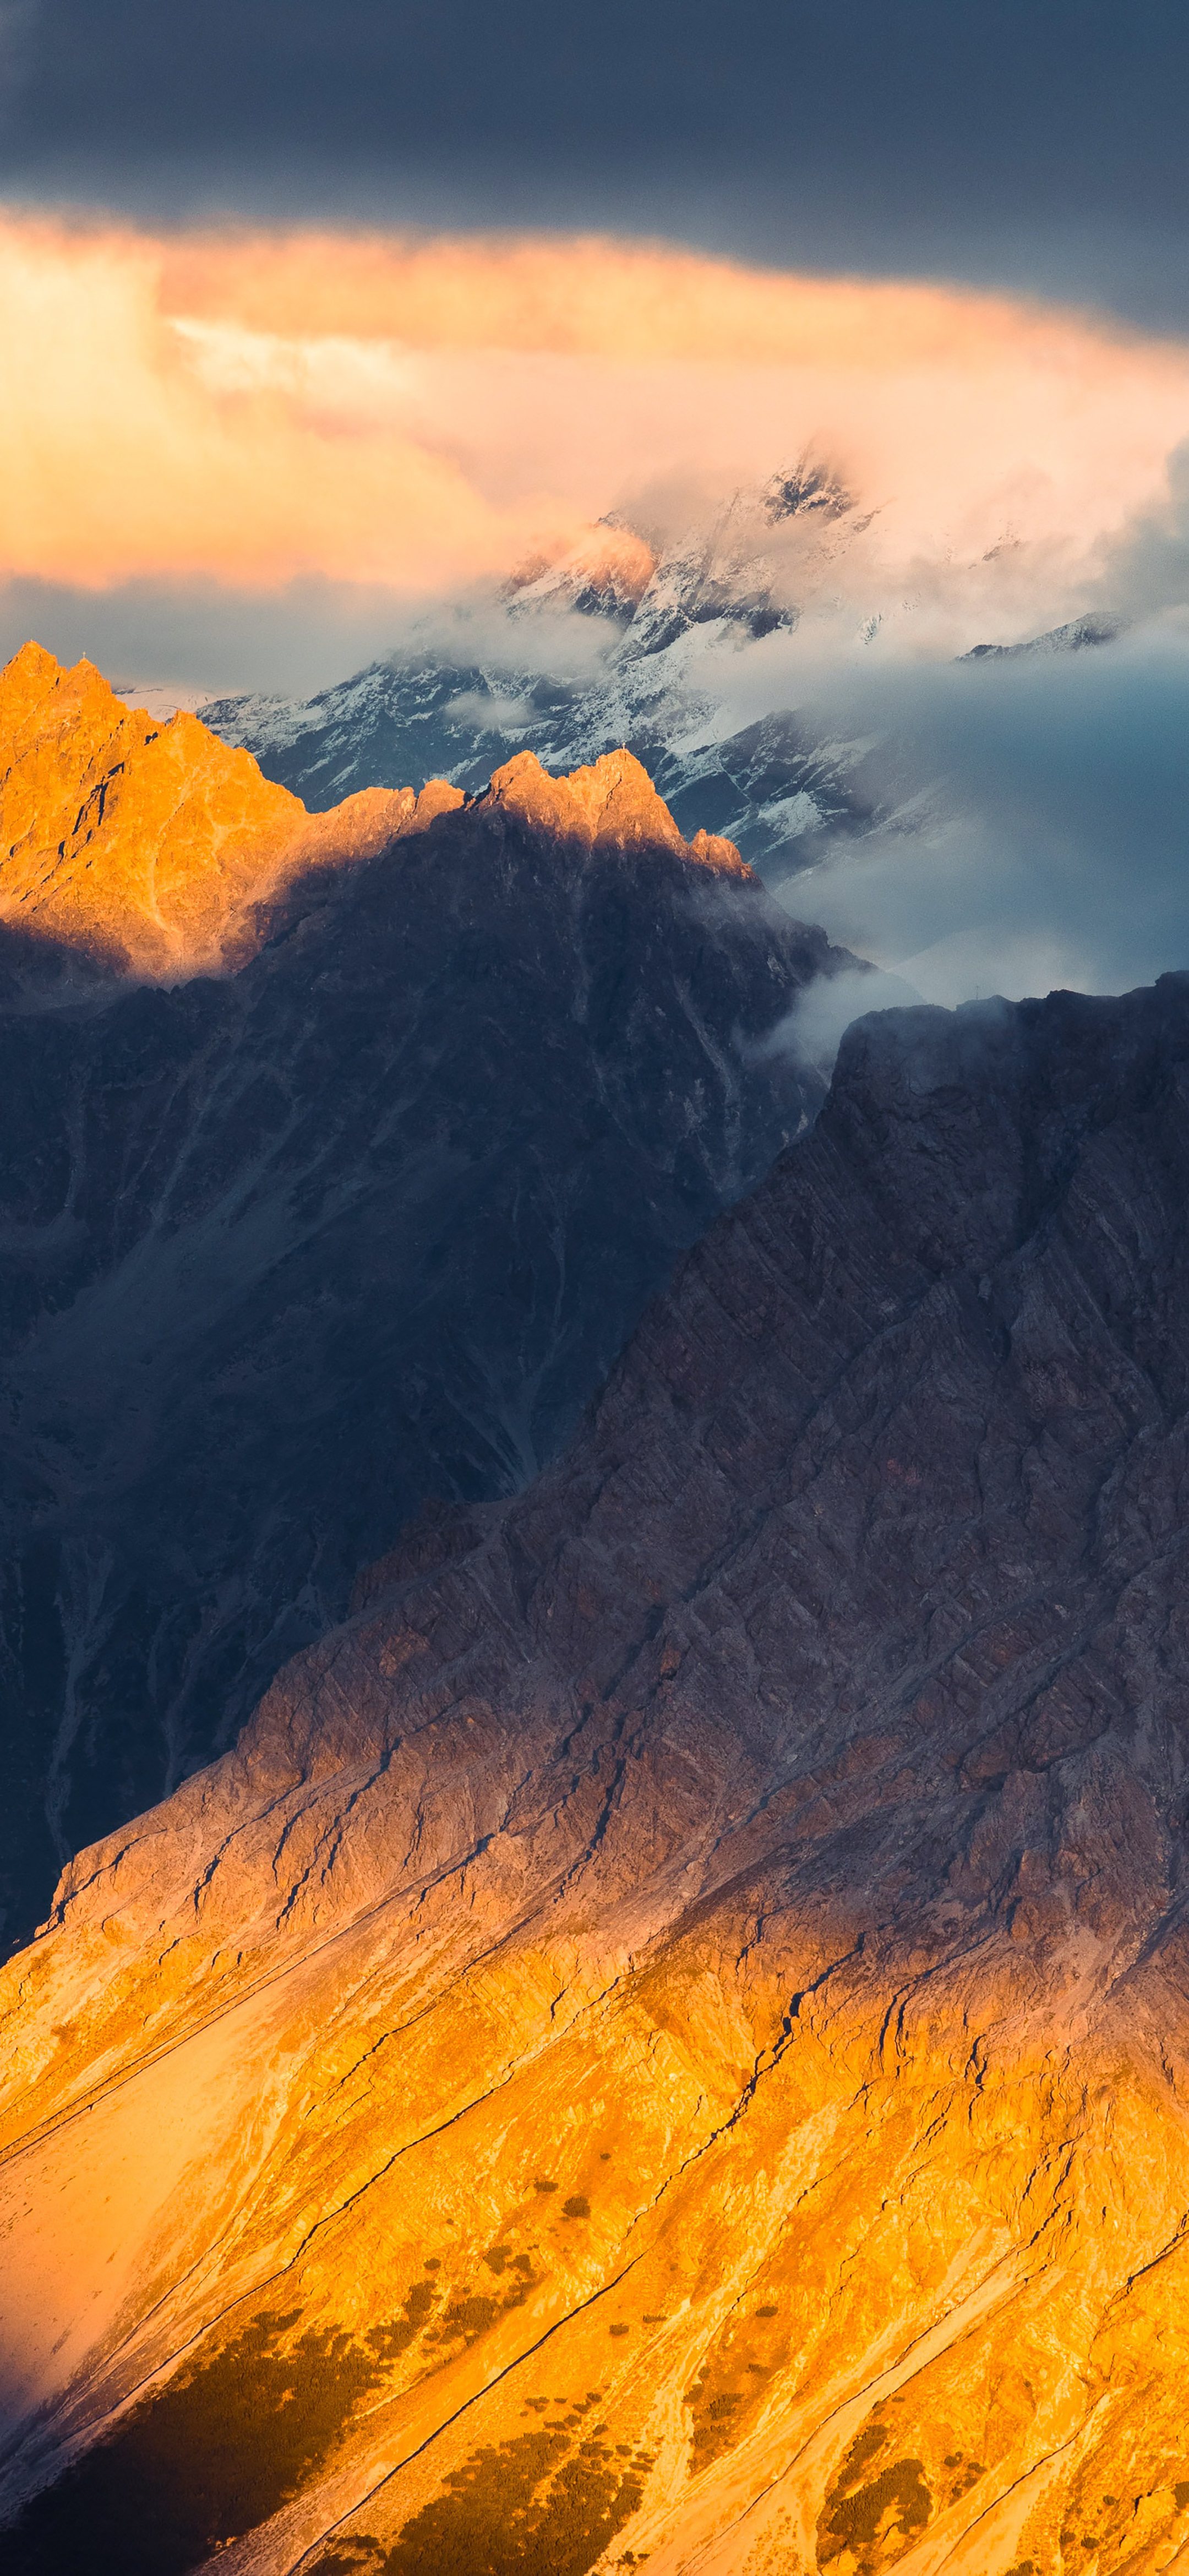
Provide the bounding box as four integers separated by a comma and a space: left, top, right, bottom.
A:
0, 658, 845, 1947
3, 978, 1189, 2576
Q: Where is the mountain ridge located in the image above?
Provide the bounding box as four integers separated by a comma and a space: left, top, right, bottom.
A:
3, 974, 1188, 2575
1, 645, 751, 987
199, 485, 892, 878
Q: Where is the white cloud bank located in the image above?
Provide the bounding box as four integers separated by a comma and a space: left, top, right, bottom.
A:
761, 618, 1189, 1007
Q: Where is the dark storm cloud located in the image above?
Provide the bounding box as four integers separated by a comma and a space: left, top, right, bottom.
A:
4, 1, 1189, 328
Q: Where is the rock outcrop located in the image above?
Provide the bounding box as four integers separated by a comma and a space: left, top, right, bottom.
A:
0, 651, 844, 1945
3, 978, 1189, 2575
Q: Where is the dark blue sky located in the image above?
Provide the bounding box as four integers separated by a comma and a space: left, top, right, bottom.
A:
4, 0, 1189, 327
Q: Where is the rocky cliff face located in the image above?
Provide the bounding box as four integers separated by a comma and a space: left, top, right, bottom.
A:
3, 976, 1188, 2576
0, 658, 844, 1946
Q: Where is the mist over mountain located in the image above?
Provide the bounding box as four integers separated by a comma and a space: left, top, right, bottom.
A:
2, 249, 1189, 2576
200, 474, 930, 883
204, 467, 1189, 1011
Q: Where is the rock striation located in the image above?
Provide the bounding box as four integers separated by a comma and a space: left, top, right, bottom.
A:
0, 653, 846, 1946
3, 976, 1189, 2575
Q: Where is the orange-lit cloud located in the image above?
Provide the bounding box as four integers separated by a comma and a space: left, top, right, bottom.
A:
3, 213, 1189, 617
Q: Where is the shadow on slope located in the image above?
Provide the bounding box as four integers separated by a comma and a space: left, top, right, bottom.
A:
0, 779, 848, 1946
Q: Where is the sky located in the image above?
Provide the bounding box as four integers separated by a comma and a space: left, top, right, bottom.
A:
4, 0, 1189, 684
2, 0, 1188, 1005
4, 1, 1189, 328
4, 225, 1188, 686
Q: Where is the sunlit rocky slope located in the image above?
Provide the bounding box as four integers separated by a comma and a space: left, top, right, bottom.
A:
0, 646, 844, 1945
3, 975, 1188, 2576
0, 641, 431, 980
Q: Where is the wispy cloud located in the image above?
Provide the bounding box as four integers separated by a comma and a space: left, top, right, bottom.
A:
750, 965, 926, 1073
4, 205, 1189, 1000
765, 624, 1189, 1005
3, 214, 1189, 620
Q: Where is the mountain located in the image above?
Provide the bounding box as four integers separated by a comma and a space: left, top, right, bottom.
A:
4, 973, 1189, 2576
959, 615, 1127, 663
203, 476, 1125, 901
0, 652, 849, 1948
202, 480, 888, 888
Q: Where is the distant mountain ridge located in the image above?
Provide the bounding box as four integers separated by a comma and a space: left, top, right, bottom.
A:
202, 480, 889, 884
0, 643, 756, 986
204, 475, 1125, 893
960, 613, 1126, 662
